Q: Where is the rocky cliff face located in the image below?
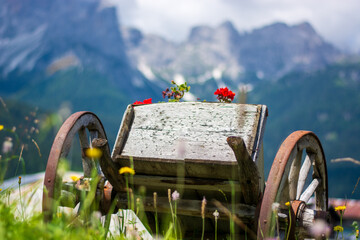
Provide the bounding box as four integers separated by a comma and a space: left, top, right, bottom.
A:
0, 0, 159, 95
123, 21, 344, 87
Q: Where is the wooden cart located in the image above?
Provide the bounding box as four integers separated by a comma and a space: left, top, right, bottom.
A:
42, 102, 328, 239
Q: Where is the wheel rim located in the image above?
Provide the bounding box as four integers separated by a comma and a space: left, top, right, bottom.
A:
42, 111, 109, 217
258, 131, 328, 239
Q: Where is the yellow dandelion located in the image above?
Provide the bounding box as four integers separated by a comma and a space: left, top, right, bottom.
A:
18, 176, 22, 184
285, 201, 290, 207
119, 167, 135, 175
0, 125, 4, 131
334, 205, 346, 212
70, 176, 80, 182
0, 188, 2, 192
85, 147, 102, 158
356, 229, 359, 238
333, 225, 344, 232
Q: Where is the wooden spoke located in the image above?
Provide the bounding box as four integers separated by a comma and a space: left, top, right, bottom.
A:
299, 178, 321, 203
89, 130, 98, 142
288, 149, 302, 200
296, 153, 313, 199
78, 127, 93, 177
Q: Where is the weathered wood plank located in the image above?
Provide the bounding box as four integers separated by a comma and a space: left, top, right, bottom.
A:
111, 105, 134, 159
129, 174, 241, 192
113, 102, 267, 179
116, 194, 256, 221
117, 103, 261, 161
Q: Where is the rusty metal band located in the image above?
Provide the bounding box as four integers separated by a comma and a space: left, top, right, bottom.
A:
257, 131, 328, 239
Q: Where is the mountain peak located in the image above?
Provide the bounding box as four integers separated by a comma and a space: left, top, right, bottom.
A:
218, 21, 237, 31
294, 21, 317, 35
188, 25, 214, 43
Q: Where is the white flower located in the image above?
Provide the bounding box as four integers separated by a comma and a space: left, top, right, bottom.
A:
213, 210, 219, 220
310, 220, 331, 238
2, 137, 13, 154
272, 202, 280, 212
172, 190, 180, 201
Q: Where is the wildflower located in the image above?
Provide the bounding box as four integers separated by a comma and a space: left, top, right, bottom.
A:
356, 229, 359, 238
2, 137, 13, 154
143, 98, 152, 104
0, 188, 2, 192
213, 210, 219, 220
272, 202, 280, 211
0, 125, 3, 131
18, 176, 22, 184
285, 201, 290, 207
133, 98, 152, 105
172, 190, 180, 201
335, 205, 346, 212
85, 147, 102, 158
310, 220, 331, 238
334, 225, 344, 232
214, 87, 236, 103
119, 166, 135, 175
163, 81, 190, 101
70, 175, 80, 182
201, 196, 207, 219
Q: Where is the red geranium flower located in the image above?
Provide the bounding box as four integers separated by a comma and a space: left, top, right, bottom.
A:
133, 98, 152, 105
214, 87, 236, 103
143, 98, 152, 104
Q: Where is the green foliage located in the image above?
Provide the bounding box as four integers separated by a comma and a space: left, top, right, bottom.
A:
0, 194, 109, 240
0, 100, 54, 179
162, 81, 190, 102
248, 61, 360, 198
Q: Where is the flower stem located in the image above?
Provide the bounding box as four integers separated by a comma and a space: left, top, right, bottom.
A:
201, 217, 205, 240
215, 218, 217, 240
286, 206, 291, 240
174, 201, 178, 239
125, 176, 130, 210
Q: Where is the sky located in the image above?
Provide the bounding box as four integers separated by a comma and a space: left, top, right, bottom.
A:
102, 0, 360, 53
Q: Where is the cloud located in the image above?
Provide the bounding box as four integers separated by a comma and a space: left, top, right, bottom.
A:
113, 0, 360, 52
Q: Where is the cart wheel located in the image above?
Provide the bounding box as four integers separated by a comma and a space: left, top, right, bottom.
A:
258, 131, 328, 239
42, 111, 111, 220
